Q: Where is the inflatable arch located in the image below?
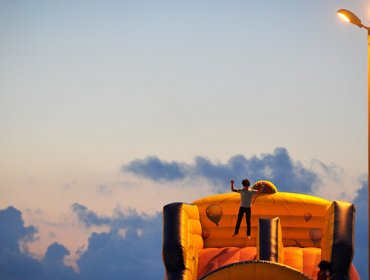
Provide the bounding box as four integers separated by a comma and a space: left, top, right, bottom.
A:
162, 181, 359, 280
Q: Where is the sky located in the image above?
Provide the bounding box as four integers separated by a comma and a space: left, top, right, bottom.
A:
0, 0, 369, 279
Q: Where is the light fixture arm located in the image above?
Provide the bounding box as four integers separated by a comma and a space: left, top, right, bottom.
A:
358, 23, 370, 34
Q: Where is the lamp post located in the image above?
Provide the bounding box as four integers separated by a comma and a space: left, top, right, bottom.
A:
337, 8, 370, 276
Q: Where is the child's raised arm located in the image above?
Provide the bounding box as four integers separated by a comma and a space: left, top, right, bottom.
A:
230, 180, 236, 192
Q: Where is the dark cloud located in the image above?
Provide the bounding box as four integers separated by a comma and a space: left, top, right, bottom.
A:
43, 243, 70, 265
352, 178, 368, 280
0, 207, 43, 280
0, 206, 77, 280
70, 203, 150, 230
73, 204, 164, 280
71, 203, 111, 228
122, 156, 186, 181
42, 243, 78, 280
70, 202, 165, 279
0, 206, 38, 252
0, 204, 161, 280
122, 147, 319, 193
0, 252, 44, 280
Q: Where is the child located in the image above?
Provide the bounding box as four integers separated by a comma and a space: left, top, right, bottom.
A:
231, 179, 263, 238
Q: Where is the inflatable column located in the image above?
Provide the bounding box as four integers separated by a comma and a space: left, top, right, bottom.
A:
257, 217, 284, 263
162, 202, 203, 280
322, 201, 355, 280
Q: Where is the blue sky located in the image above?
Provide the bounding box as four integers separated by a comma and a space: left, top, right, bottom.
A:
0, 0, 368, 279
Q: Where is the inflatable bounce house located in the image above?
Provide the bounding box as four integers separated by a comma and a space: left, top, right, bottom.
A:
162, 181, 360, 280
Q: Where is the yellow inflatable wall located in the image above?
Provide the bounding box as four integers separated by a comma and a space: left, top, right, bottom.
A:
193, 191, 330, 248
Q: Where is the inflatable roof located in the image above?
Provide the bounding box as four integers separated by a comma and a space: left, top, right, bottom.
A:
162, 181, 359, 280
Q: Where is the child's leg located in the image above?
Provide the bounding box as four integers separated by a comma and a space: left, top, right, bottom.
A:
246, 207, 251, 236
234, 207, 244, 234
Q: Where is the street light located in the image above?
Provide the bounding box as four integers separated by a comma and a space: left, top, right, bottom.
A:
337, 9, 369, 30
337, 8, 370, 277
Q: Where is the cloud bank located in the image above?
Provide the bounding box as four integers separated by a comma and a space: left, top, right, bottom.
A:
123, 147, 320, 193
0, 205, 163, 280
352, 178, 368, 280
123, 156, 186, 181
75, 206, 163, 280
0, 207, 77, 280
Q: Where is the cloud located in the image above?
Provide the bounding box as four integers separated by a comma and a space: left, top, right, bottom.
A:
307, 159, 360, 201
43, 243, 70, 264
73, 204, 164, 280
122, 147, 319, 193
0, 207, 43, 280
71, 203, 151, 229
0, 206, 38, 252
0, 252, 44, 280
71, 203, 111, 228
122, 156, 186, 181
353, 178, 368, 247
70, 202, 165, 278
42, 243, 78, 280
121, 147, 363, 202
76, 225, 163, 279
0, 206, 78, 280
352, 177, 368, 280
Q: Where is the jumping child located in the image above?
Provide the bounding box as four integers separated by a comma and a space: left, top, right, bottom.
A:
231, 179, 263, 238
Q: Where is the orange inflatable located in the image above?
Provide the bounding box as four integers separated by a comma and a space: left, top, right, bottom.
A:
162, 181, 359, 280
